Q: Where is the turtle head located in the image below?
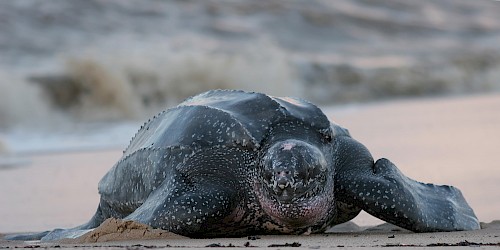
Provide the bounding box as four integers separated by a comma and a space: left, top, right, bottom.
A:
262, 139, 328, 202
257, 139, 333, 228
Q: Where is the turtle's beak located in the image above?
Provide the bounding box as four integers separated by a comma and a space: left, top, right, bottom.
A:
277, 176, 291, 189
272, 173, 296, 202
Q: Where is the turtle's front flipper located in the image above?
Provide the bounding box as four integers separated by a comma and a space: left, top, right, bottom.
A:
337, 155, 480, 232
123, 146, 254, 238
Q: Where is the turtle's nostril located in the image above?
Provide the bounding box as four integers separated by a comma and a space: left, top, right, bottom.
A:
276, 171, 287, 177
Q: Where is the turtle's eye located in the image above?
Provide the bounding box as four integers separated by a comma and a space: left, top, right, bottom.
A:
264, 170, 273, 184
296, 164, 320, 185
262, 158, 278, 186
296, 168, 309, 182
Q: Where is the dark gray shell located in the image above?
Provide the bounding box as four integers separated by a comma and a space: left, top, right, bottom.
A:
123, 90, 333, 156
99, 90, 335, 208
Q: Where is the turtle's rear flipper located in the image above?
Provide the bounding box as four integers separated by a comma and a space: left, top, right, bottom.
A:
5, 226, 93, 242
339, 158, 480, 232
5, 231, 50, 241
5, 202, 108, 242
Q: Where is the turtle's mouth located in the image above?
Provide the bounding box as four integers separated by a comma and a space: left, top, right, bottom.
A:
267, 179, 323, 203
255, 180, 332, 228
255, 178, 333, 228
263, 169, 326, 204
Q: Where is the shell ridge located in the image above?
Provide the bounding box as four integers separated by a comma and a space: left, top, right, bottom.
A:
116, 146, 180, 167
179, 90, 287, 147
269, 95, 334, 139
178, 103, 260, 148
125, 102, 263, 157
181, 89, 251, 104
123, 106, 185, 155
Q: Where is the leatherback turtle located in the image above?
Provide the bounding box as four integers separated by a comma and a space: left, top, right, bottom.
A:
9, 90, 479, 241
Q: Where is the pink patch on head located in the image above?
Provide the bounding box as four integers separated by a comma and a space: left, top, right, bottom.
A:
282, 142, 296, 150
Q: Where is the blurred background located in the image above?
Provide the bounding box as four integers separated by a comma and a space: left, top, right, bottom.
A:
1, 0, 500, 153
0, 0, 499, 232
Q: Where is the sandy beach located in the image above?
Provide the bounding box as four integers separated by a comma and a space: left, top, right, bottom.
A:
1, 93, 499, 248
1, 0, 499, 248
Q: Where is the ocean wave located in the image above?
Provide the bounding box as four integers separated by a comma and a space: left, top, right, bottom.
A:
1, 0, 500, 132
2, 46, 500, 132
20, 46, 300, 124
0, 71, 55, 129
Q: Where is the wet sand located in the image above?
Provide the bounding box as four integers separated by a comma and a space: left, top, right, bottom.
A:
1, 93, 500, 248
1, 220, 499, 249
